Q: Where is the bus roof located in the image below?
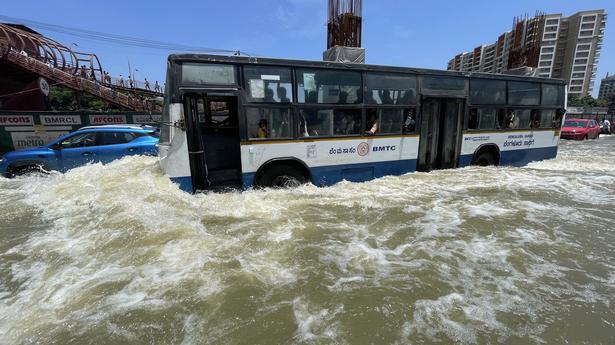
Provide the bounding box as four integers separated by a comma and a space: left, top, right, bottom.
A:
167, 53, 567, 85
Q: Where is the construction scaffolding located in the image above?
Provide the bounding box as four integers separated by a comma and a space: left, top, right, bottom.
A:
507, 12, 546, 70
326, 0, 362, 49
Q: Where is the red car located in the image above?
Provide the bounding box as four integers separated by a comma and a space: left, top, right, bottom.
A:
560, 118, 601, 140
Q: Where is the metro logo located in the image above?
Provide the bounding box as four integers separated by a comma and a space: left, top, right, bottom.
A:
41, 115, 81, 125
0, 115, 34, 125
89, 115, 126, 124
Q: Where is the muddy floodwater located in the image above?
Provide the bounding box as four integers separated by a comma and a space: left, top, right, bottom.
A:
1, 137, 614, 344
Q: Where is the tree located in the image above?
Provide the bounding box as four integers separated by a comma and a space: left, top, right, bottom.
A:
48, 86, 120, 111
48, 86, 78, 110
567, 94, 608, 108
567, 94, 583, 107
595, 98, 609, 107
608, 94, 615, 114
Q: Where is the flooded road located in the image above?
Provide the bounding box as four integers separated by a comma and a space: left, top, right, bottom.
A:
1, 137, 614, 344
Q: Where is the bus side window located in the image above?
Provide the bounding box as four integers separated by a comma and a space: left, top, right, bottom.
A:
379, 109, 402, 134
496, 109, 506, 129
365, 109, 378, 135
478, 108, 497, 130
553, 109, 565, 128
299, 109, 333, 137
530, 109, 540, 128
246, 108, 292, 139
333, 109, 361, 135
470, 108, 498, 130
506, 110, 520, 129
468, 109, 478, 130
516, 109, 532, 129
539, 109, 555, 128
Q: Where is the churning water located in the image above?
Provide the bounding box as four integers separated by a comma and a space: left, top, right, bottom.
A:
1, 138, 615, 345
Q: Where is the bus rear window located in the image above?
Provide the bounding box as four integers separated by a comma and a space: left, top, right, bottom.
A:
181, 63, 236, 85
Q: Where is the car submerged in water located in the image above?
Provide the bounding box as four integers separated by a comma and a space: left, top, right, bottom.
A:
0, 125, 159, 177
560, 119, 601, 140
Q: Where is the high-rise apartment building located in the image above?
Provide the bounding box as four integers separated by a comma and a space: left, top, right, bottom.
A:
598, 73, 615, 99
447, 10, 607, 98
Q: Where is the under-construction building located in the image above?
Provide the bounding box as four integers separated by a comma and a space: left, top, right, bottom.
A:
447, 10, 607, 98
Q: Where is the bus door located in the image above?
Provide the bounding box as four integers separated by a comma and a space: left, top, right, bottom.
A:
416, 98, 464, 172
184, 93, 242, 191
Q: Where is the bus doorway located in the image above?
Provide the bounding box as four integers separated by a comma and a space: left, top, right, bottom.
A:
416, 98, 464, 172
184, 94, 242, 191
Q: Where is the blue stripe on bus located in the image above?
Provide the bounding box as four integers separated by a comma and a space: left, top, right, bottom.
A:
198, 145, 559, 191
500, 145, 558, 166
458, 145, 558, 168
242, 159, 417, 188
170, 176, 193, 192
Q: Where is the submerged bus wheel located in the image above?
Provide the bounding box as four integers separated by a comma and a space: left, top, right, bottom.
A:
258, 164, 307, 188
472, 149, 499, 167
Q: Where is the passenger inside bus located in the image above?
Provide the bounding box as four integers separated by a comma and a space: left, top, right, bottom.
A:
506, 110, 519, 128
258, 119, 268, 138
530, 109, 540, 128
353, 88, 362, 104
334, 112, 358, 135
307, 91, 318, 103
399, 89, 415, 104
379, 89, 393, 104
403, 110, 416, 132
275, 111, 291, 137
278, 86, 290, 103
298, 112, 309, 137
365, 111, 378, 135
264, 88, 275, 102
338, 91, 348, 104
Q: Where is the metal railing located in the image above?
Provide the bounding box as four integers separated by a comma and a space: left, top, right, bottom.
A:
1, 43, 161, 112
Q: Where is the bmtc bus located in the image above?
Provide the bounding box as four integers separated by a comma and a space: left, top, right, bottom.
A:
158, 54, 566, 192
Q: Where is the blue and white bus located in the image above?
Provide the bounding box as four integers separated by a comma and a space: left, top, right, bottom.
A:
158, 54, 566, 192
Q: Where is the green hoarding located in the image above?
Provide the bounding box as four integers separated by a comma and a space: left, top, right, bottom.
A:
0, 111, 162, 154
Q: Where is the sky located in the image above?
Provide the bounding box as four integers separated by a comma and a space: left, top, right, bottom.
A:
3, 0, 614, 96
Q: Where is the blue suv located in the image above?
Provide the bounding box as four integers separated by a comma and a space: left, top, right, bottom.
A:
0, 125, 159, 177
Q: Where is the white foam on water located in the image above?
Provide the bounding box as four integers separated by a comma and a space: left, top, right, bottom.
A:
180, 314, 205, 345
408, 293, 478, 343
236, 250, 297, 287
1, 138, 615, 344
292, 298, 342, 342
